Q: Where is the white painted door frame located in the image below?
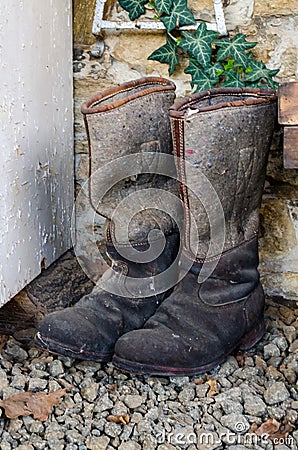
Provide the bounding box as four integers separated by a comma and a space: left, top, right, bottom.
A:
0, 0, 74, 306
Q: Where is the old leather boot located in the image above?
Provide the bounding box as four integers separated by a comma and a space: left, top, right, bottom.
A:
113, 87, 277, 375
35, 77, 181, 362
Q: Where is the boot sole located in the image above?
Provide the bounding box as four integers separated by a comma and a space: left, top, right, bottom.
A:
113, 320, 266, 377
35, 332, 113, 363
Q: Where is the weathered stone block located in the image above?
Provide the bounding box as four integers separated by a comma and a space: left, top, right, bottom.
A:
254, 0, 297, 16
112, 32, 168, 74
259, 199, 297, 259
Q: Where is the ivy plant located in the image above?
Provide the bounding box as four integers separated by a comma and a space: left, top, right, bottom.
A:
118, 0, 279, 91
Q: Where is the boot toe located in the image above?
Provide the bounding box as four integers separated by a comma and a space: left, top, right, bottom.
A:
36, 308, 116, 362
113, 325, 211, 376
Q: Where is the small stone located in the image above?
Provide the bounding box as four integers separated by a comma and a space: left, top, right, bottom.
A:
282, 368, 296, 384
266, 366, 283, 380
0, 442, 12, 450
283, 325, 296, 343
263, 343, 280, 359
264, 382, 290, 405
118, 441, 141, 450
195, 384, 210, 398
178, 386, 195, 403
255, 356, 267, 371
4, 342, 28, 361
10, 374, 27, 390
81, 382, 99, 402
217, 356, 239, 376
47, 439, 65, 450
110, 401, 128, 417
137, 419, 153, 435
86, 435, 110, 450
29, 369, 49, 379
220, 413, 250, 434
130, 412, 143, 423
0, 368, 9, 390
289, 339, 298, 353
279, 306, 295, 324
144, 406, 159, 421
214, 387, 242, 404
28, 378, 48, 391
157, 445, 177, 450
285, 408, 297, 423
48, 380, 63, 392
228, 447, 247, 450
104, 422, 122, 438
272, 336, 288, 352
120, 424, 134, 441
267, 405, 286, 421
267, 357, 283, 368
29, 421, 45, 434
220, 400, 243, 415
65, 430, 85, 444
243, 396, 267, 416
49, 360, 64, 377
169, 376, 189, 386
124, 395, 144, 409
142, 435, 157, 450
8, 418, 23, 433
17, 445, 34, 450
60, 356, 75, 368
274, 445, 293, 450
94, 393, 114, 413
219, 378, 232, 389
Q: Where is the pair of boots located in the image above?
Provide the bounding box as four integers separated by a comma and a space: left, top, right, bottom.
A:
36, 78, 277, 376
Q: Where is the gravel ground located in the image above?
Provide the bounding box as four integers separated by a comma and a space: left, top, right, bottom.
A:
0, 298, 297, 450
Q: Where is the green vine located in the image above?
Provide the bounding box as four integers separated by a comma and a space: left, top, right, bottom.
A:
118, 0, 279, 91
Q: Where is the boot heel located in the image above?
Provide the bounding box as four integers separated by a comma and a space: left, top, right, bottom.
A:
238, 320, 266, 351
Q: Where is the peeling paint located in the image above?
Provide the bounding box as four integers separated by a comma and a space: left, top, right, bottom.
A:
0, 0, 74, 306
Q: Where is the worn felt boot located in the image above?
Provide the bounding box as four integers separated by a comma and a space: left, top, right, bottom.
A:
113, 87, 277, 376
35, 77, 181, 362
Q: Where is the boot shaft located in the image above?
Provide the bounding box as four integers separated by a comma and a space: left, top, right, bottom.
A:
81, 77, 179, 243
169, 88, 277, 260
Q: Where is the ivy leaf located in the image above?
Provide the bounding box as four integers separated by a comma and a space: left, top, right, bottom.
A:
160, 0, 196, 32
184, 59, 201, 87
148, 34, 179, 75
193, 68, 219, 92
154, 0, 173, 15
221, 70, 245, 88
216, 34, 257, 69
265, 79, 279, 90
180, 23, 219, 67
207, 62, 224, 78
248, 79, 279, 90
119, 0, 147, 20
185, 60, 220, 88
244, 60, 279, 84
224, 59, 234, 70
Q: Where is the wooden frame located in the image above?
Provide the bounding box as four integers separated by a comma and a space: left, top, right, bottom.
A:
278, 82, 298, 168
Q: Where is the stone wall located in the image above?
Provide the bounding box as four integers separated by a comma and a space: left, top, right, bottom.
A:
73, 0, 298, 300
